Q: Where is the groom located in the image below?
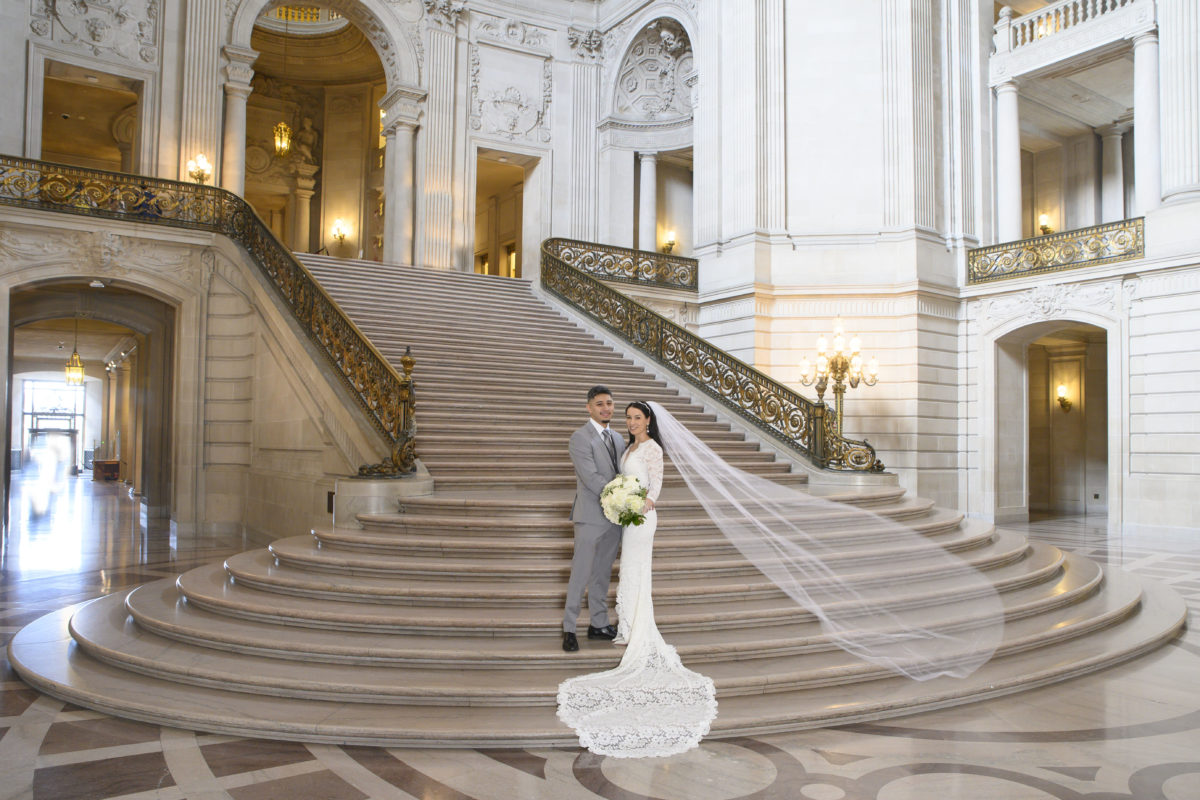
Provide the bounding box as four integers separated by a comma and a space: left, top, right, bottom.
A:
562, 385, 625, 652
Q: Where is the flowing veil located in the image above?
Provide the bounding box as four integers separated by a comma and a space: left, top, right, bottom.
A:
648, 401, 1004, 681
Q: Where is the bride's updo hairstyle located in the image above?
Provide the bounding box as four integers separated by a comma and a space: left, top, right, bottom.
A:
625, 401, 665, 453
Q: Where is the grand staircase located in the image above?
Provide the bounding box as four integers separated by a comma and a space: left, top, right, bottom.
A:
9, 255, 1186, 748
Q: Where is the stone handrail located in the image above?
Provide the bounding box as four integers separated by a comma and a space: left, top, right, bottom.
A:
0, 155, 416, 475
967, 217, 1143, 284
541, 237, 884, 472
996, 0, 1135, 52
543, 238, 698, 291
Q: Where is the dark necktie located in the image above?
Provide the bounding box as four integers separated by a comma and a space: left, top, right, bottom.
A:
602, 428, 618, 471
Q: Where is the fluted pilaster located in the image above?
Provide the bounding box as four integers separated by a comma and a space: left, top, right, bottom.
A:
418, 25, 457, 269
180, 0, 223, 182
570, 61, 600, 240
755, 0, 786, 232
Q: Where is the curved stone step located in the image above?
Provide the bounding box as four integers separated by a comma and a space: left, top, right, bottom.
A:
123, 552, 1096, 669
11, 570, 1183, 746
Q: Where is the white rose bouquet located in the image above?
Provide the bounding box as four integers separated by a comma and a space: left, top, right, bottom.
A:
600, 474, 649, 527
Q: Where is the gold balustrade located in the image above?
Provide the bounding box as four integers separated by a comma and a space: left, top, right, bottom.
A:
543, 238, 698, 291
0, 156, 416, 476
967, 218, 1143, 284
541, 238, 884, 472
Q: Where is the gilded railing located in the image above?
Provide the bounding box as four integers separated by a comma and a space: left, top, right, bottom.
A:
541, 238, 883, 472
967, 218, 1144, 284
543, 238, 698, 291
0, 156, 415, 475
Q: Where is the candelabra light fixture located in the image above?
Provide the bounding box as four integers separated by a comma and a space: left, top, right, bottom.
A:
185, 154, 212, 184
1056, 384, 1072, 412
662, 230, 676, 254
799, 316, 879, 435
1038, 213, 1054, 235
331, 218, 348, 243
64, 317, 85, 386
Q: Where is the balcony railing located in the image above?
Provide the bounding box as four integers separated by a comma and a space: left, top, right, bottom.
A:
999, 0, 1136, 52
0, 156, 416, 475
543, 238, 698, 291
542, 238, 884, 473
967, 218, 1143, 284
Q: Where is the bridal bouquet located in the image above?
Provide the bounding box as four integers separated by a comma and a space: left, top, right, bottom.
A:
600, 475, 649, 526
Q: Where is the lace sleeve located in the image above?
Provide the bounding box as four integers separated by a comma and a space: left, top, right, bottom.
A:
646, 441, 664, 501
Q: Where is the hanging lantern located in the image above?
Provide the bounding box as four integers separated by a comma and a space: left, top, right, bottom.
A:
274, 120, 292, 156
65, 317, 84, 385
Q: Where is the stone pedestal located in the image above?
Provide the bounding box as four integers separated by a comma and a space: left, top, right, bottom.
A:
332, 466, 433, 529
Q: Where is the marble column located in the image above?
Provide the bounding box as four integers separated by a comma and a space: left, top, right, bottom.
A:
995, 80, 1023, 241
1132, 31, 1162, 214
1098, 123, 1128, 222
220, 46, 257, 195
1157, 0, 1200, 204
638, 151, 658, 252
383, 121, 417, 265
291, 163, 318, 252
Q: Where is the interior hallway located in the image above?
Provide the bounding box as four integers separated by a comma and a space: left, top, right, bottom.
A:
0, 472, 1196, 800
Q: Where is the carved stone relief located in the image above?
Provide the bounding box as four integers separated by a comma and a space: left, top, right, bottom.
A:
422, 0, 465, 28
567, 27, 603, 62
30, 0, 161, 64
977, 280, 1124, 328
469, 44, 552, 143
0, 227, 198, 287
473, 13, 550, 52
613, 18, 694, 121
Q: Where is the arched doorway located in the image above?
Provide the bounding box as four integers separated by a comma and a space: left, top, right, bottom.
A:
993, 321, 1110, 523
6, 283, 175, 524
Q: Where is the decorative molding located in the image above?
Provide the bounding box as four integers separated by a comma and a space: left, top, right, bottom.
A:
468, 43, 552, 143
473, 13, 550, 53
568, 27, 603, 62
0, 226, 198, 286
976, 280, 1124, 327
30, 0, 161, 64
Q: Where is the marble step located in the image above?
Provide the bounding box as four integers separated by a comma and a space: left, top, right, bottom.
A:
211, 530, 1028, 609
12, 570, 1184, 746
69, 562, 1133, 707
162, 541, 1063, 636
371, 488, 910, 525
122, 553, 1095, 668
427, 471, 811, 491
325, 503, 952, 551
417, 456, 792, 477
271, 518, 990, 578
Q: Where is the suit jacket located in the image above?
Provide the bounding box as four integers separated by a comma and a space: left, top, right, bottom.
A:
569, 421, 627, 525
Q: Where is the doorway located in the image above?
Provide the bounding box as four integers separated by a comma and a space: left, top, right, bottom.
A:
474, 150, 527, 278
40, 61, 142, 173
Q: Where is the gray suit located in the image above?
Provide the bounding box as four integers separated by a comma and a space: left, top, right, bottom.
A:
563, 421, 626, 632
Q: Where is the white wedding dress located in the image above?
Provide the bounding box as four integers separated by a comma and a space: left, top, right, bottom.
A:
556, 439, 718, 758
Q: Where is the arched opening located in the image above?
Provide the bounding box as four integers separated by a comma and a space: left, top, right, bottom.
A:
994, 321, 1109, 524
244, 8, 387, 257
602, 17, 696, 253
6, 283, 175, 528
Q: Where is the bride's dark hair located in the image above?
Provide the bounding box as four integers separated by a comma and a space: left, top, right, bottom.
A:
625, 401, 665, 453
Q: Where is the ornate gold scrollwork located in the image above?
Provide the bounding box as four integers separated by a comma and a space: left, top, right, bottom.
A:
968, 218, 1144, 284
541, 238, 883, 473
544, 237, 698, 290
0, 156, 415, 474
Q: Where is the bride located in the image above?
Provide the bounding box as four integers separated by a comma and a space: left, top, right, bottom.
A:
557, 400, 1004, 759
556, 401, 718, 759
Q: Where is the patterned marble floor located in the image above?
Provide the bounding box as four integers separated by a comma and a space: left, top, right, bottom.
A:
1, 473, 1196, 800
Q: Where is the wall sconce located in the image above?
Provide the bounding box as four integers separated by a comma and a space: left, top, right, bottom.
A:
186, 154, 212, 184
331, 219, 349, 243
1038, 214, 1054, 236
1056, 384, 1072, 412
662, 231, 676, 254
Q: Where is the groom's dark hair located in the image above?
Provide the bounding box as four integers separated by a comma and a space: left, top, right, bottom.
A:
587, 385, 612, 401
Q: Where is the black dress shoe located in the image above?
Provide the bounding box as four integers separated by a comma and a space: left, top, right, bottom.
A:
562, 632, 579, 652
587, 624, 618, 640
